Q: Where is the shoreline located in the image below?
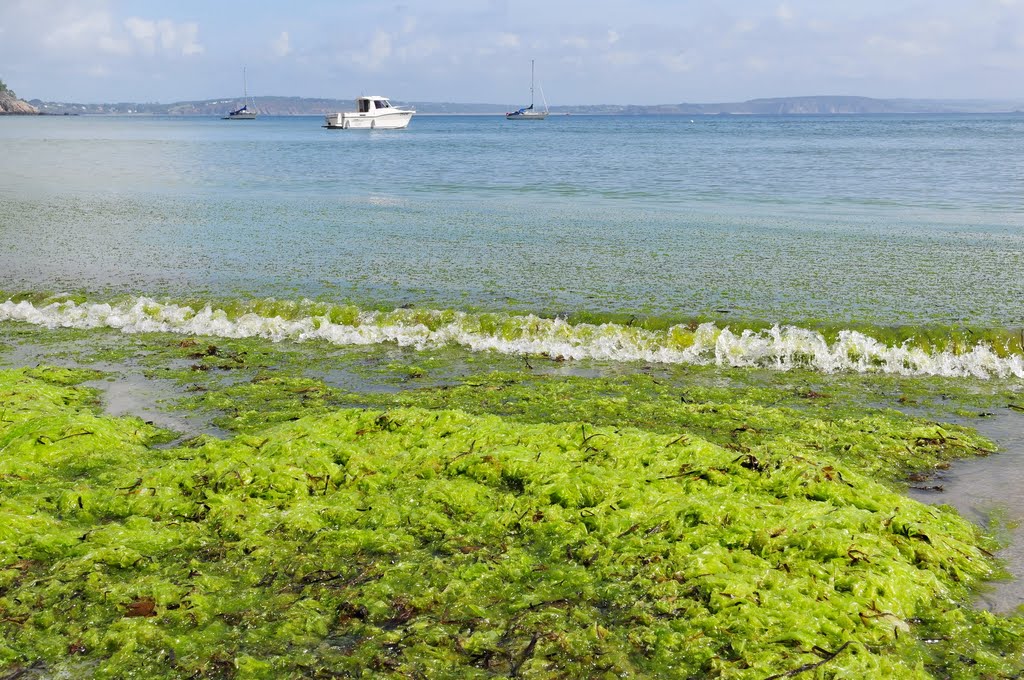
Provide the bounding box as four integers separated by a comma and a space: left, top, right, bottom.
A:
3, 294, 1022, 380
1, 320, 1022, 676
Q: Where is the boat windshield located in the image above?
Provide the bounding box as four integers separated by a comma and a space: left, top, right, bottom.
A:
375, 100, 391, 109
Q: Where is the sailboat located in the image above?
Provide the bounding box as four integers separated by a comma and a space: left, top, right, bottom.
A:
506, 60, 548, 120
223, 68, 257, 120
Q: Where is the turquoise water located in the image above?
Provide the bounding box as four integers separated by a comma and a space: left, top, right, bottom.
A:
2, 113, 1022, 326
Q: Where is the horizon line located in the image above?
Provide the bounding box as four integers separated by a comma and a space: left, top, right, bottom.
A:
25, 93, 1024, 107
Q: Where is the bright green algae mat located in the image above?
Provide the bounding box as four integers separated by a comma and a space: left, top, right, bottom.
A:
185, 369, 1002, 483
2, 367, 1024, 678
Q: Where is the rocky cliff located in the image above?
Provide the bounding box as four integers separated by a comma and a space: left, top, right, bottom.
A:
0, 90, 39, 114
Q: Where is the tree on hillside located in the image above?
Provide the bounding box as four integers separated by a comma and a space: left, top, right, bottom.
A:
0, 79, 7, 93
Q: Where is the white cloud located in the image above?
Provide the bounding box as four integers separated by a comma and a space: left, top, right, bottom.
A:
180, 29, 203, 55
864, 18, 951, 60
118, 17, 203, 56
776, 3, 795, 23
865, 35, 937, 57
97, 34, 132, 56
733, 19, 757, 34
607, 29, 620, 45
496, 32, 520, 47
398, 36, 443, 60
745, 56, 770, 72
605, 50, 641, 66
42, 9, 115, 51
370, 31, 392, 57
348, 30, 393, 70
124, 17, 157, 52
155, 19, 203, 56
272, 31, 291, 58
38, 11, 203, 58
562, 36, 589, 49
661, 51, 696, 73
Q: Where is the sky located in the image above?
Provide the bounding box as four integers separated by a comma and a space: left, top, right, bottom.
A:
1, 0, 1023, 105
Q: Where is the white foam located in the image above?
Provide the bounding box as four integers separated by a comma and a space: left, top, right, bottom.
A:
2, 297, 1022, 379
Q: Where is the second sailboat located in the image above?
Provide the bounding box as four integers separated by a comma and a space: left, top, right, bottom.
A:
506, 60, 548, 120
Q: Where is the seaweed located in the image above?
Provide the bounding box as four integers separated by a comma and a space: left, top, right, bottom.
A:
0, 366, 1022, 678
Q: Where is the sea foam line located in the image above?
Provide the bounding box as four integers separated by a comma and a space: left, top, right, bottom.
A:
1, 297, 1022, 379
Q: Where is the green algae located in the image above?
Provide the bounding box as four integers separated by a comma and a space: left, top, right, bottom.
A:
2, 321, 1015, 470
1, 367, 1023, 678
178, 368, 997, 484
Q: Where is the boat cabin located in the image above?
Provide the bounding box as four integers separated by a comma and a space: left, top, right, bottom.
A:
357, 96, 395, 113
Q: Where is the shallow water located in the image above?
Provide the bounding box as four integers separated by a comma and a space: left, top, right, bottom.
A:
86, 371, 229, 442
909, 409, 1024, 612
1, 114, 1023, 324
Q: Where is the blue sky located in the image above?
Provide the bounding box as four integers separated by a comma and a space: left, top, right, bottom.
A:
2, 0, 1023, 105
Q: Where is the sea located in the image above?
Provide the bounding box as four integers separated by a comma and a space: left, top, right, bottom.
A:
1, 112, 1023, 605
1, 113, 1022, 325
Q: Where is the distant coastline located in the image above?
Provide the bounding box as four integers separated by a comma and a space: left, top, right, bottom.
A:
25, 94, 1024, 117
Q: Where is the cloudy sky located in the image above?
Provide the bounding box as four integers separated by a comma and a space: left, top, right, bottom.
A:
2, 0, 1023, 105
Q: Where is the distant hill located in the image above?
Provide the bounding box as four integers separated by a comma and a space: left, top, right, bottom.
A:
26, 94, 1024, 116
556, 96, 1024, 115
29, 96, 508, 116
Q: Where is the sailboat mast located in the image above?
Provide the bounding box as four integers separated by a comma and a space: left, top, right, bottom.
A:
243, 67, 248, 104
530, 59, 535, 108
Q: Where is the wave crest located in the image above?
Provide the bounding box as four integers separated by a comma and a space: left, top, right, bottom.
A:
2, 297, 1022, 379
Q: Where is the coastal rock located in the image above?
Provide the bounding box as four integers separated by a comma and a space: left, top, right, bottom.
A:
0, 90, 39, 114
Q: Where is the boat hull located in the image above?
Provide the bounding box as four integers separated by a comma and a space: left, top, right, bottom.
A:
505, 112, 548, 120
323, 111, 414, 130
222, 112, 257, 120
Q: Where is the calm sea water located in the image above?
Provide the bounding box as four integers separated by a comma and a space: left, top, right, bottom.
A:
1, 113, 1023, 325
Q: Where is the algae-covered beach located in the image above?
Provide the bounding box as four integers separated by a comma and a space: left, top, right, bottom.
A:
1, 307, 1023, 678
2, 114, 1024, 678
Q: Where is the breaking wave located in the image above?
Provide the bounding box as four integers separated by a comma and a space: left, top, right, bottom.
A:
1, 297, 1022, 379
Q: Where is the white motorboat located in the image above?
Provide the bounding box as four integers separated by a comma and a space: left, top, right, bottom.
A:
323, 96, 414, 130
506, 60, 548, 120
223, 67, 257, 120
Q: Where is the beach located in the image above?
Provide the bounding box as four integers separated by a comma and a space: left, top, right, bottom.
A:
1, 113, 1023, 677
